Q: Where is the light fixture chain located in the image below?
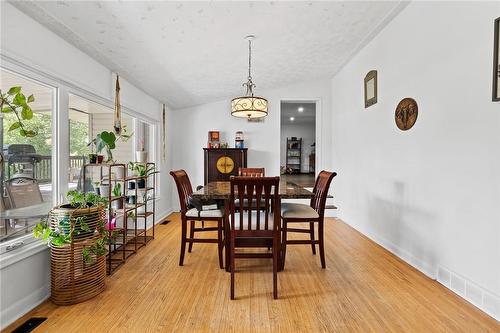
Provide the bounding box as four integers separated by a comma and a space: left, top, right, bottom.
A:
248, 38, 252, 80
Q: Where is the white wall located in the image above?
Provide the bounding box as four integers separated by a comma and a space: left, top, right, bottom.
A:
280, 122, 315, 173
0, 3, 172, 329
331, 1, 500, 320
170, 78, 332, 210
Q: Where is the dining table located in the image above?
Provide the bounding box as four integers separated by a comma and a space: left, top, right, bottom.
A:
191, 180, 315, 271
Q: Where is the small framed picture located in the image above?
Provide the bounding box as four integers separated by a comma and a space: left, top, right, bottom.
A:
364, 70, 378, 108
493, 17, 500, 102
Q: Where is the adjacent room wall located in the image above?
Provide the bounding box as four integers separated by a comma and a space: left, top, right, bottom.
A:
280, 122, 315, 173
330, 1, 500, 320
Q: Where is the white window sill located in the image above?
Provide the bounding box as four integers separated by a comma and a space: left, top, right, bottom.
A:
0, 235, 48, 269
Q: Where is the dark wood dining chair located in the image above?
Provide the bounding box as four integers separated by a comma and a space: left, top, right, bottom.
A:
280, 170, 336, 269
238, 167, 265, 177
170, 170, 224, 268
228, 176, 281, 299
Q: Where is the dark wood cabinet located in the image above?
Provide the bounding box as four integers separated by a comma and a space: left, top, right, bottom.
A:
204, 148, 247, 184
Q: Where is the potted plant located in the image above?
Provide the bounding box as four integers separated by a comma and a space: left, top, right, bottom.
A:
88, 127, 133, 163
88, 153, 97, 164
112, 183, 123, 210
128, 162, 157, 189
34, 190, 108, 241
33, 190, 111, 305
136, 139, 147, 162
88, 131, 116, 163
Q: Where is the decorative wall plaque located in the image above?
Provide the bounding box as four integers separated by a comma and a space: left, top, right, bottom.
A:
395, 98, 418, 131
364, 70, 377, 108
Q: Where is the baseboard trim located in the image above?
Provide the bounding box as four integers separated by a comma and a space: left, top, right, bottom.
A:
339, 218, 499, 322
341, 219, 436, 278
0, 284, 50, 330
156, 209, 173, 224
437, 266, 500, 321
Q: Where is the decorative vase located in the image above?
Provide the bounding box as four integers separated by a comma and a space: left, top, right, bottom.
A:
137, 178, 146, 189
113, 167, 125, 181
112, 199, 123, 210
127, 195, 136, 205
99, 184, 110, 197
136, 151, 148, 163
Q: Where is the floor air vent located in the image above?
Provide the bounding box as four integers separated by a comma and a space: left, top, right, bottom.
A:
160, 220, 171, 225
12, 317, 47, 333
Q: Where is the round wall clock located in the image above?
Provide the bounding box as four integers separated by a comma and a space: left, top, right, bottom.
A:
395, 98, 418, 131
216, 156, 235, 174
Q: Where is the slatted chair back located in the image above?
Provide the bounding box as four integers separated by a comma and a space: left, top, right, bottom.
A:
229, 176, 280, 233
6, 177, 43, 208
238, 167, 265, 177
170, 170, 194, 213
310, 171, 337, 218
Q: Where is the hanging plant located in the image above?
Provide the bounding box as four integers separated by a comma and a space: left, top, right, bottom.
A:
0, 86, 37, 137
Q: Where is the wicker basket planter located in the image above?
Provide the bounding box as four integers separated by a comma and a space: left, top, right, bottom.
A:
48, 204, 107, 305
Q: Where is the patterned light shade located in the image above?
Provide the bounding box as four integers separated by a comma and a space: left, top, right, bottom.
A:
231, 95, 268, 119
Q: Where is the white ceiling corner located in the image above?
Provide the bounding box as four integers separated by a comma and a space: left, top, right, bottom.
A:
9, 1, 405, 110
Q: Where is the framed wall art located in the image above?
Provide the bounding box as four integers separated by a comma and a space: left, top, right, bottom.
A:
493, 17, 500, 102
364, 70, 378, 108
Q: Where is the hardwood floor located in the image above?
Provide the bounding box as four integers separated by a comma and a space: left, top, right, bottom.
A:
5, 213, 499, 332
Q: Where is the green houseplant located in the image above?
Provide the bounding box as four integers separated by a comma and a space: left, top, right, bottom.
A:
88, 126, 133, 163
0, 86, 37, 137
112, 183, 123, 209
33, 190, 109, 263
33, 190, 114, 305
128, 162, 157, 188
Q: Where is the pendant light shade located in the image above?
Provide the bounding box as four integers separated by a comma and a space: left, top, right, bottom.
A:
231, 35, 268, 119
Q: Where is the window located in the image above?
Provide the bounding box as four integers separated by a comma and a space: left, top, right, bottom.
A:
0, 68, 157, 252
0, 68, 55, 244
68, 94, 134, 191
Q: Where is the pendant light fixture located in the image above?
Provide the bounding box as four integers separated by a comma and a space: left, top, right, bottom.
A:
231, 35, 268, 119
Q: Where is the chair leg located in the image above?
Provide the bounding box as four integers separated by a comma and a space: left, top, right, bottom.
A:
179, 217, 187, 266
310, 222, 316, 255
188, 220, 195, 253
217, 219, 224, 269
281, 221, 288, 271
273, 239, 278, 299
230, 235, 235, 300
318, 219, 326, 269
225, 219, 231, 272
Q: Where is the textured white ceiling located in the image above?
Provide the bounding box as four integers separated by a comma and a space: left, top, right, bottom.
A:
10, 1, 405, 109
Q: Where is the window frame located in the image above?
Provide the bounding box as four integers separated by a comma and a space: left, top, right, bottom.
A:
0, 58, 159, 266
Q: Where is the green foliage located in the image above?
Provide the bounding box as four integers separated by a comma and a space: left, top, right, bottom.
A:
69, 119, 90, 156
3, 112, 51, 154
33, 190, 113, 265
66, 189, 108, 208
88, 126, 133, 162
0, 86, 37, 137
112, 182, 122, 197
128, 162, 157, 177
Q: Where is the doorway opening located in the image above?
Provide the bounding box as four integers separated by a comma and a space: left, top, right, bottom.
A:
280, 101, 316, 187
